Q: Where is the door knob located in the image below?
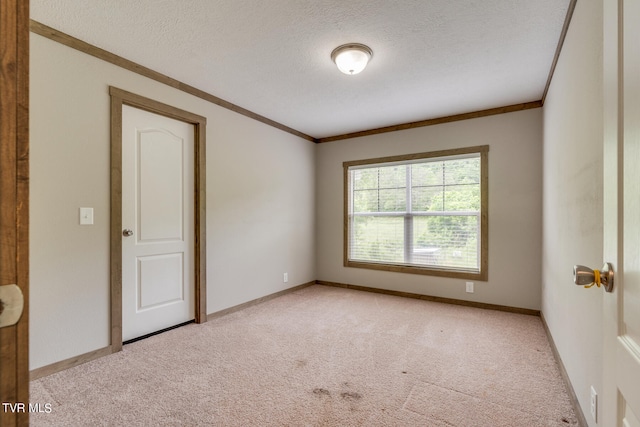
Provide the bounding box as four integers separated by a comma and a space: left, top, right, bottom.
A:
122, 229, 134, 237
0, 284, 24, 328
573, 263, 614, 292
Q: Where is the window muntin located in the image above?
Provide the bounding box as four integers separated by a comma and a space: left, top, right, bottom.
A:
344, 146, 488, 280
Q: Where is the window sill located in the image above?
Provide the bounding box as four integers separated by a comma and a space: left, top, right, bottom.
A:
345, 259, 487, 281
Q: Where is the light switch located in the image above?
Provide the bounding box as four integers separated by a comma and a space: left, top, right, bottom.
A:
79, 207, 94, 225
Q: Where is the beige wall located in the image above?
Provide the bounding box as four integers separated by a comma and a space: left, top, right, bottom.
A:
316, 109, 543, 310
30, 33, 316, 370
541, 0, 603, 425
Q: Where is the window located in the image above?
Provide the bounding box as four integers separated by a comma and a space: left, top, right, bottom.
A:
344, 145, 488, 280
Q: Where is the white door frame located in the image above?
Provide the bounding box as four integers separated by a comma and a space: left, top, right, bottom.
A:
109, 87, 207, 352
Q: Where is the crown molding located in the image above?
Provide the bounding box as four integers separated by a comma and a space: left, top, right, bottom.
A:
29, 20, 316, 143
316, 101, 543, 143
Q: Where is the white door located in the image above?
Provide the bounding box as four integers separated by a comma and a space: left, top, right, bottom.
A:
602, 0, 640, 425
121, 105, 195, 342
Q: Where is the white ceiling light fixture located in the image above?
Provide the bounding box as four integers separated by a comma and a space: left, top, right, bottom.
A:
331, 43, 373, 75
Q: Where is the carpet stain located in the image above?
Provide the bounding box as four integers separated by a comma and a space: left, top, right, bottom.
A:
313, 388, 331, 396
341, 392, 362, 401
296, 359, 308, 368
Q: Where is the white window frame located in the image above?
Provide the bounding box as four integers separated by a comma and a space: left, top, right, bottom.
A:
343, 145, 489, 281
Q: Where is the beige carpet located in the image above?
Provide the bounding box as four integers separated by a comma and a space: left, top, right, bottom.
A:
30, 285, 578, 426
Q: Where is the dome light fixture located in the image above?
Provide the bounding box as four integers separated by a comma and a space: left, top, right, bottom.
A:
331, 43, 373, 75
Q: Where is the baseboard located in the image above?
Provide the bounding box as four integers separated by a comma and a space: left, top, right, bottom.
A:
540, 312, 588, 427
316, 280, 540, 316
206, 281, 315, 321
30, 346, 114, 381
30, 279, 537, 381
30, 282, 315, 380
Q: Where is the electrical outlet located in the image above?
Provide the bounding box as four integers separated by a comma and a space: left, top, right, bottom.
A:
590, 386, 597, 422
466, 282, 474, 293
79, 207, 94, 225
283, 272, 288, 283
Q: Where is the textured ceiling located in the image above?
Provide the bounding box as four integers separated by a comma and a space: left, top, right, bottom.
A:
31, 0, 571, 139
